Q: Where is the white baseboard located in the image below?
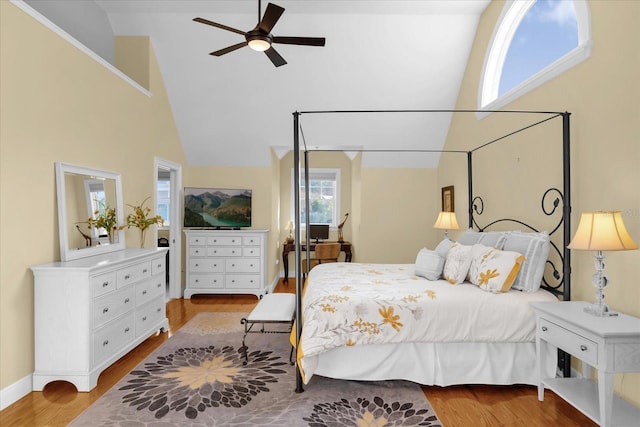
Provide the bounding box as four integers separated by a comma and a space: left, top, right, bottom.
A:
0, 374, 32, 411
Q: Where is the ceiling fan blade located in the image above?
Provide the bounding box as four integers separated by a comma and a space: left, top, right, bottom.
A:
273, 36, 326, 47
210, 42, 248, 56
259, 3, 285, 34
265, 47, 287, 67
193, 17, 246, 36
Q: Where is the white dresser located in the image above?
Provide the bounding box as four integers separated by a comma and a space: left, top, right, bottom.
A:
184, 229, 268, 299
30, 248, 169, 392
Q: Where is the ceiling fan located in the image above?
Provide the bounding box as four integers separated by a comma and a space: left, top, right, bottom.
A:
193, 0, 326, 67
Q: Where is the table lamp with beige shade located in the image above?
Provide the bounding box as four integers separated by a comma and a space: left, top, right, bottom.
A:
568, 211, 638, 316
433, 211, 460, 239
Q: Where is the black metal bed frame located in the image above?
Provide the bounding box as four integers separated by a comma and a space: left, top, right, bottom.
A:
291, 109, 572, 392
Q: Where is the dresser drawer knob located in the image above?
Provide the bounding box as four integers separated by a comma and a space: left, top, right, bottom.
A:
103, 339, 109, 346
541, 326, 548, 332
157, 283, 162, 288
124, 274, 131, 280
142, 316, 147, 321
125, 327, 130, 333
125, 298, 130, 304
143, 268, 148, 273
102, 281, 109, 288
157, 308, 161, 313
142, 290, 147, 295
157, 263, 162, 268
580, 345, 588, 352
103, 307, 109, 314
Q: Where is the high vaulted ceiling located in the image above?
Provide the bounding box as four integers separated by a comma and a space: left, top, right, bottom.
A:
23, 0, 491, 168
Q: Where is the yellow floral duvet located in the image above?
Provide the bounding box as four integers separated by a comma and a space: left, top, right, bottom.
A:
295, 262, 558, 383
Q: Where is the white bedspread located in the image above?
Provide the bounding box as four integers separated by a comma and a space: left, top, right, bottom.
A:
296, 262, 558, 382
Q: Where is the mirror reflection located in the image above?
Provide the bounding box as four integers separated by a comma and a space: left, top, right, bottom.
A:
56, 162, 125, 261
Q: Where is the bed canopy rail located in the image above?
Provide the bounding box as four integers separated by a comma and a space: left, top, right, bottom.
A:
292, 109, 571, 392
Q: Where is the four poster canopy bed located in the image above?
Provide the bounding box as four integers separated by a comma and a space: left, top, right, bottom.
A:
290, 110, 572, 392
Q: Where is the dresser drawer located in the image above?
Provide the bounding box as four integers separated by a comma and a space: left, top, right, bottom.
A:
539, 318, 598, 366
188, 274, 224, 289
207, 236, 241, 246
188, 235, 207, 246
242, 235, 262, 246
93, 313, 135, 365
135, 277, 165, 307
91, 271, 117, 298
117, 261, 152, 288
226, 258, 260, 273
136, 296, 165, 336
226, 274, 260, 289
151, 256, 165, 276
207, 246, 241, 257
93, 287, 135, 329
243, 247, 261, 257
189, 246, 207, 257
189, 258, 224, 273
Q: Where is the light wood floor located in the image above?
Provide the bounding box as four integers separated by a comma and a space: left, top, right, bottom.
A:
0, 279, 596, 427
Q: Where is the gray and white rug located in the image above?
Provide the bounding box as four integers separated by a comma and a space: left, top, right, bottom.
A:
71, 312, 442, 426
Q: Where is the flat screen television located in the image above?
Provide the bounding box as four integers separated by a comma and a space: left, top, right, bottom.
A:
309, 224, 330, 243
184, 187, 252, 228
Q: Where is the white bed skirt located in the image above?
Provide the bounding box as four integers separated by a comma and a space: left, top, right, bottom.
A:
309, 341, 557, 386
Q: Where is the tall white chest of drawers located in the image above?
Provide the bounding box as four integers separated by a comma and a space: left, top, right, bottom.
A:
184, 229, 268, 298
30, 248, 169, 392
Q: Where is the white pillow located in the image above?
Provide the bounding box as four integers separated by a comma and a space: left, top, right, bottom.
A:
415, 248, 445, 281
457, 229, 508, 249
434, 238, 454, 259
457, 229, 483, 245
443, 243, 473, 285
502, 231, 550, 292
468, 244, 525, 293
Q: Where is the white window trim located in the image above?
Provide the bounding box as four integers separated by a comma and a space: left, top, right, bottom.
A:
477, 0, 591, 118
292, 168, 341, 229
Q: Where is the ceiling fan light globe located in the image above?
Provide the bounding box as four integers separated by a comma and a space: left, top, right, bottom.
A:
248, 38, 271, 51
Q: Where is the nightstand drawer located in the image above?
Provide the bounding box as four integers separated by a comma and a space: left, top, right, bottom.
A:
539, 318, 597, 366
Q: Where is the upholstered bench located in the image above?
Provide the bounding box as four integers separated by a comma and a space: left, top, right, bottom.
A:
240, 293, 296, 365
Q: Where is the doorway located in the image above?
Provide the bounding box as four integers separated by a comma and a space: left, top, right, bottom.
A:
154, 157, 182, 299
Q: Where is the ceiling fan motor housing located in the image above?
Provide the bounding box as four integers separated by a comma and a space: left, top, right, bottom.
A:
246, 28, 273, 51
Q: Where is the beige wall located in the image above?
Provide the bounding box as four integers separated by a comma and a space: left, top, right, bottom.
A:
0, 2, 185, 390
359, 168, 440, 263
442, 0, 640, 405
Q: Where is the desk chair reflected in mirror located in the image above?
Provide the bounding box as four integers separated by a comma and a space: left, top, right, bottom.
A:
302, 242, 341, 280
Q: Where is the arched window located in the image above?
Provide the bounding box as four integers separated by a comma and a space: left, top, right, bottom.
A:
478, 0, 591, 113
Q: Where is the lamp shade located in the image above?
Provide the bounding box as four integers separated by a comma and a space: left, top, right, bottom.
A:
433, 211, 460, 230
568, 211, 638, 251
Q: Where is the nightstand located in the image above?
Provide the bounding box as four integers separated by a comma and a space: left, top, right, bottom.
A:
530, 301, 640, 427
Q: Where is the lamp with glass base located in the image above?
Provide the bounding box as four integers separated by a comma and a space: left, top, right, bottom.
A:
568, 211, 638, 316
433, 211, 460, 239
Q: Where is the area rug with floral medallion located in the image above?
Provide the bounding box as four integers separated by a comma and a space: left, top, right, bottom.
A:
70, 312, 442, 426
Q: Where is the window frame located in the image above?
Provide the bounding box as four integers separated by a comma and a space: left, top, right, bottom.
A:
477, 0, 592, 117
292, 168, 341, 229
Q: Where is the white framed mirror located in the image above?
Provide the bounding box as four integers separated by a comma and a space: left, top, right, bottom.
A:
56, 162, 126, 261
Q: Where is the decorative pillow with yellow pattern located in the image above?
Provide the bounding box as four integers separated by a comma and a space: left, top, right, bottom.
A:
468, 244, 525, 293
442, 243, 473, 284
